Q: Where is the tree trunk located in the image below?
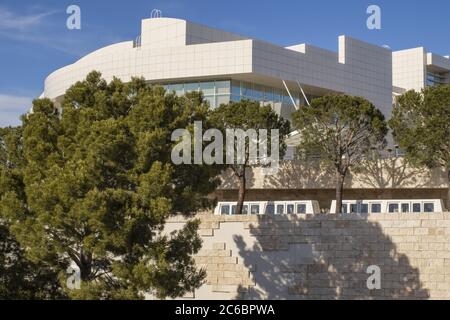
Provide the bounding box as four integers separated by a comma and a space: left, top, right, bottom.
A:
236, 171, 246, 215
79, 250, 92, 282
335, 171, 346, 214
447, 169, 450, 212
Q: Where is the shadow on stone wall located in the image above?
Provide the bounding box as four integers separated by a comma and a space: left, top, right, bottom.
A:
219, 167, 256, 190
233, 215, 430, 300
262, 160, 340, 189
353, 158, 436, 189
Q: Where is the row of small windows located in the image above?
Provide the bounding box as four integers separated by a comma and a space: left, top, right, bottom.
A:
341, 202, 435, 214
220, 203, 308, 215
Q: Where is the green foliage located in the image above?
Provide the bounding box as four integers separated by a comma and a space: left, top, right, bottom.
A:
0, 71, 220, 299
293, 94, 387, 171
389, 85, 450, 170
389, 84, 450, 209
292, 94, 388, 211
210, 100, 291, 213
0, 220, 66, 300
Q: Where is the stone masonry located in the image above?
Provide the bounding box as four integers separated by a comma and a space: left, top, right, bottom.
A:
165, 212, 450, 300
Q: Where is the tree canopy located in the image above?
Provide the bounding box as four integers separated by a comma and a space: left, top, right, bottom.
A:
389, 84, 450, 210
292, 94, 388, 212
210, 100, 290, 214
0, 71, 222, 299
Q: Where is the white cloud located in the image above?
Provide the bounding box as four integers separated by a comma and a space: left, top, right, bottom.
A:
0, 6, 124, 57
0, 94, 32, 127
0, 6, 57, 31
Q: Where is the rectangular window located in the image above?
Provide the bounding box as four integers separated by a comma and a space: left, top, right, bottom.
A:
341, 204, 348, 214
274, 89, 282, 103
185, 82, 199, 93
250, 205, 260, 215
253, 84, 263, 100
371, 203, 381, 213
361, 204, 369, 214
265, 204, 275, 215
401, 203, 410, 213
276, 205, 284, 215
231, 80, 241, 96
220, 205, 230, 215
297, 204, 307, 214
242, 82, 252, 98
412, 203, 421, 213
216, 95, 230, 107
199, 82, 215, 96
231, 95, 241, 102
203, 96, 215, 109
171, 84, 184, 96
264, 87, 274, 103
350, 204, 358, 214
287, 204, 295, 214
388, 203, 399, 213
242, 205, 249, 215
424, 203, 435, 213
215, 81, 230, 95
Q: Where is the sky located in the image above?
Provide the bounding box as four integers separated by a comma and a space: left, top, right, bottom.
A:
0, 0, 449, 127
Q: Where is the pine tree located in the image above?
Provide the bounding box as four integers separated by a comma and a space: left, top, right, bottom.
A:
0, 72, 222, 299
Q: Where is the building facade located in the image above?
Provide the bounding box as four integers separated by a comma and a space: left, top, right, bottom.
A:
44, 17, 393, 122
42, 16, 450, 210
393, 47, 450, 93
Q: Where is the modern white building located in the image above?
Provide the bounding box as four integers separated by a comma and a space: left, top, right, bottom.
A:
393, 47, 450, 94
43, 16, 394, 122
41, 16, 450, 209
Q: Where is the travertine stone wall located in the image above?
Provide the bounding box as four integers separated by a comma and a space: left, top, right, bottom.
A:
166, 213, 450, 300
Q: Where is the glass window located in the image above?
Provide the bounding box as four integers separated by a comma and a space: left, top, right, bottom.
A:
185, 82, 199, 93
231, 205, 237, 215
283, 94, 293, 105
231, 95, 241, 102
412, 203, 421, 213
265, 204, 275, 215
171, 84, 184, 96
350, 204, 358, 214
265, 87, 274, 103
203, 96, 215, 109
287, 204, 295, 214
216, 95, 230, 107
401, 203, 410, 213
297, 204, 307, 214
242, 82, 252, 98
231, 80, 241, 96
424, 203, 435, 213
253, 84, 263, 100
215, 81, 230, 95
199, 82, 215, 95
220, 205, 230, 215
274, 89, 282, 103
371, 204, 381, 213
251, 205, 260, 215
361, 204, 369, 214
242, 205, 249, 215
341, 204, 348, 214
276, 205, 284, 215
388, 203, 399, 213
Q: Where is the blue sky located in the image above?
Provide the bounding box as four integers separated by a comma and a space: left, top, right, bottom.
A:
1, 0, 449, 127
